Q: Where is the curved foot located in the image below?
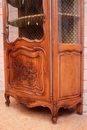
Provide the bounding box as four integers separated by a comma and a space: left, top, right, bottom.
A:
77, 103, 83, 115
51, 102, 58, 123
4, 93, 10, 106
52, 116, 57, 124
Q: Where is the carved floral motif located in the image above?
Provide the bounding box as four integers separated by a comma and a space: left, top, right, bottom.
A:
13, 59, 37, 86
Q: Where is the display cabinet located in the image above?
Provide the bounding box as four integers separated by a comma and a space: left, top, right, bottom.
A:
3, 0, 84, 123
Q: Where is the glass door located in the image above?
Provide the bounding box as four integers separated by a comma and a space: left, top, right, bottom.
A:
58, 0, 80, 43
57, 0, 83, 99
7, 0, 44, 41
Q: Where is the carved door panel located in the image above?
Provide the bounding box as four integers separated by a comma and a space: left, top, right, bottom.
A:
3, 0, 50, 101
7, 46, 49, 100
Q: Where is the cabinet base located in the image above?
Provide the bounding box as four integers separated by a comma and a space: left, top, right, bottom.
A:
4, 92, 83, 123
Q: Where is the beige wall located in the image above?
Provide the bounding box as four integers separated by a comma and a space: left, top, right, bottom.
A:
84, 0, 87, 112
0, 0, 87, 112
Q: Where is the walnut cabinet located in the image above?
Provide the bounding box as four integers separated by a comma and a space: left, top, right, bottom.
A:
3, 0, 84, 123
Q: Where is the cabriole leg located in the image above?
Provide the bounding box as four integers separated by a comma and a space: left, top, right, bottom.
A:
4, 93, 10, 106
51, 102, 58, 124
52, 116, 57, 124
77, 102, 83, 115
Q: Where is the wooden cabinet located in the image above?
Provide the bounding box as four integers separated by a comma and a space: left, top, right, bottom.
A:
3, 0, 84, 123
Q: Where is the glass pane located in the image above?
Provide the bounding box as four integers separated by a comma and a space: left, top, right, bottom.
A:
58, 0, 80, 43
8, 0, 44, 42
8, 5, 18, 42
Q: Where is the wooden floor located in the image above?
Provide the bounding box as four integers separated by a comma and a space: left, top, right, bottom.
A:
0, 91, 87, 130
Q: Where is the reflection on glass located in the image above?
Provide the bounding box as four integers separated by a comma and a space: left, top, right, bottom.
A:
58, 0, 80, 43
8, 5, 18, 42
